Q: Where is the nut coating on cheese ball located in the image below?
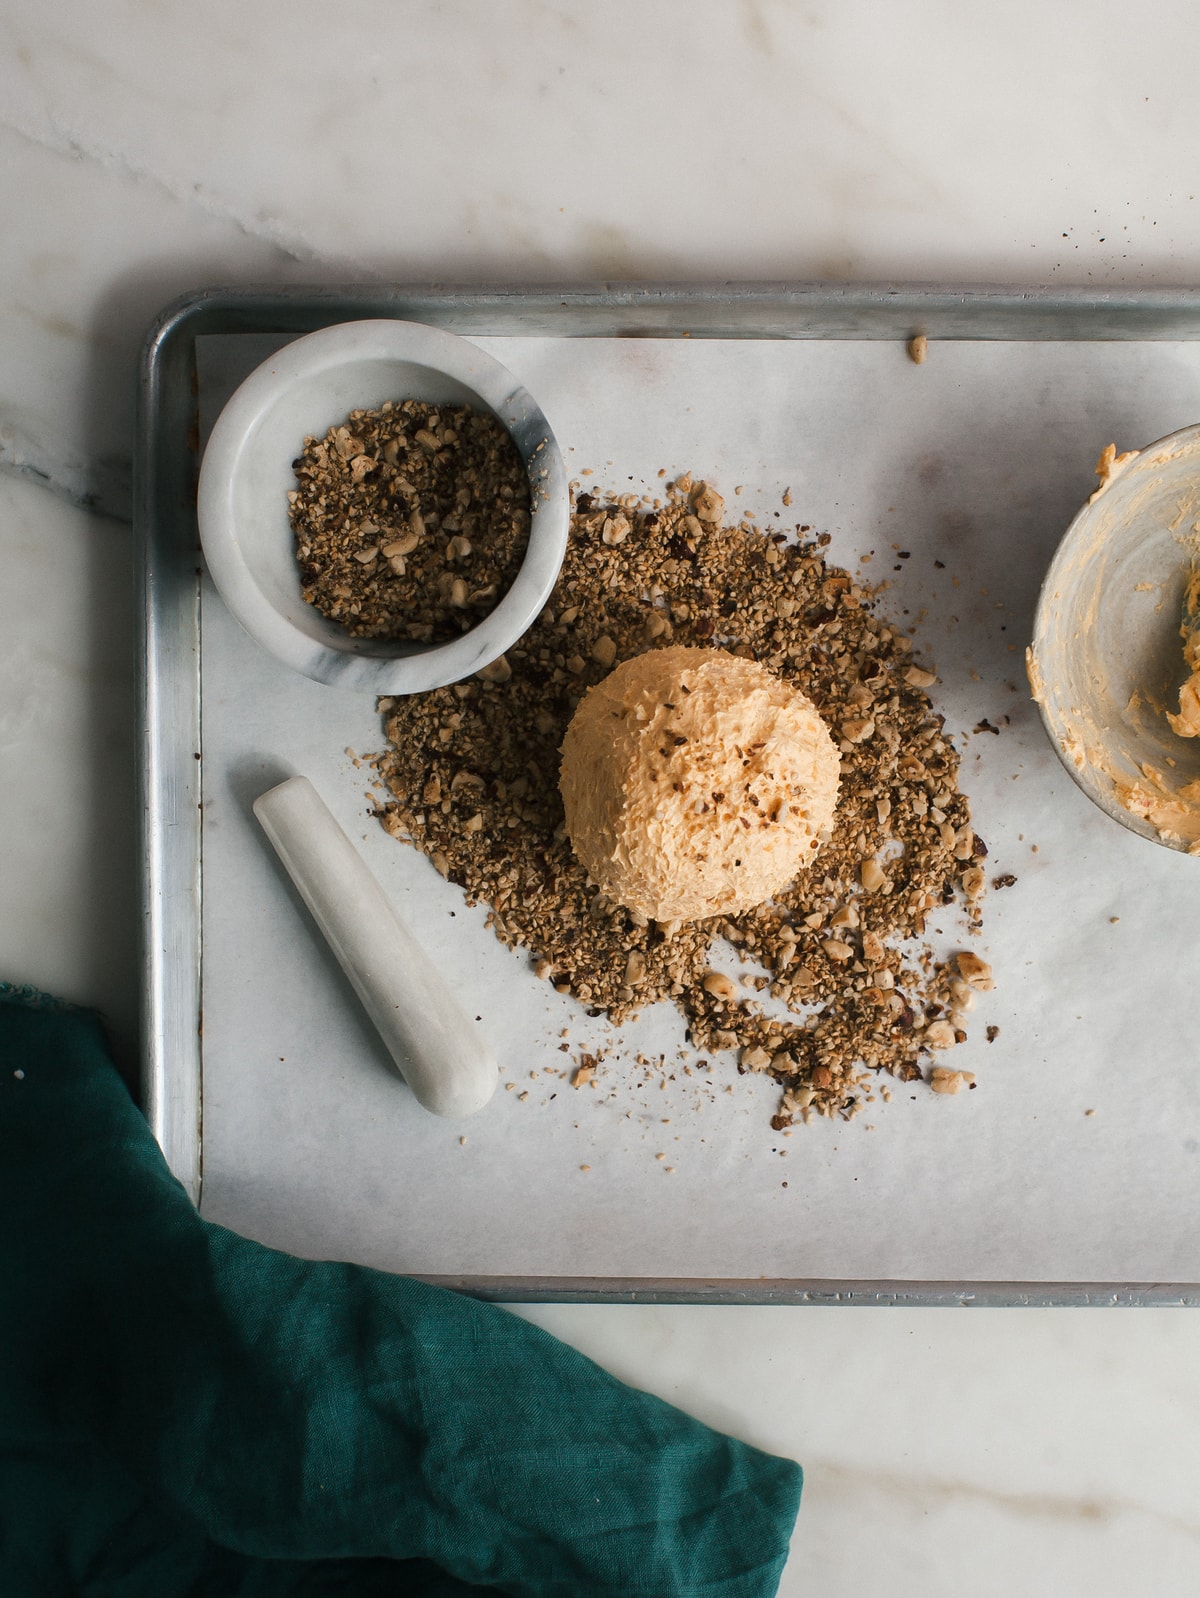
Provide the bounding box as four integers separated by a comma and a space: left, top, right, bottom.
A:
559, 646, 841, 923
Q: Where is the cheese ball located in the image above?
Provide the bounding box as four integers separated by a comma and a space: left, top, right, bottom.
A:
559, 645, 840, 923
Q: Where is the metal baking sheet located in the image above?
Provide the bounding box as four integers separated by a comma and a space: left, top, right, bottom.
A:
137, 284, 1200, 1305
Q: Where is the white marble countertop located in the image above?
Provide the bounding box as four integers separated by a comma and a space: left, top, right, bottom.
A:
4, 3, 1200, 1590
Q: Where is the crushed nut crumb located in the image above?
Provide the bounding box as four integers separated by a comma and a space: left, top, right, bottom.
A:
374, 475, 990, 1128
929, 1066, 975, 1094
289, 399, 530, 643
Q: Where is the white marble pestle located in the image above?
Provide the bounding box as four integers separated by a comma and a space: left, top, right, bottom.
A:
253, 775, 498, 1118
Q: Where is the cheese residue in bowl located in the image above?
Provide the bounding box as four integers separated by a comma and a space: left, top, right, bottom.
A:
1167, 567, 1200, 740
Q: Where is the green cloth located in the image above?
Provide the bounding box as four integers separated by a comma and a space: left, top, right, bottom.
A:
0, 989, 801, 1596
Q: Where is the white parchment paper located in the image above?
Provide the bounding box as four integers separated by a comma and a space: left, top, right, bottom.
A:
194, 330, 1200, 1287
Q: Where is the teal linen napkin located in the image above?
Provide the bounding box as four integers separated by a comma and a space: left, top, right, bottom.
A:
0, 989, 801, 1596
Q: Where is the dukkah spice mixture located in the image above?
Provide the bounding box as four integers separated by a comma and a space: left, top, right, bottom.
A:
289, 399, 530, 644
374, 474, 991, 1128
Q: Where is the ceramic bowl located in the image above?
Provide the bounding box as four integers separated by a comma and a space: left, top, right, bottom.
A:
1029, 424, 1200, 852
196, 319, 569, 693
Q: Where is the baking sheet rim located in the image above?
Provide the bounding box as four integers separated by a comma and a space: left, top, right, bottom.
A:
138, 280, 1200, 1306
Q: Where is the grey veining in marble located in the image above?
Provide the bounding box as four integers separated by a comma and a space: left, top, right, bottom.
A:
6, 7, 1200, 1595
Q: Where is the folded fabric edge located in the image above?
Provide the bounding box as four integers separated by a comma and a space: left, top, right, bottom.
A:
0, 979, 97, 1016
